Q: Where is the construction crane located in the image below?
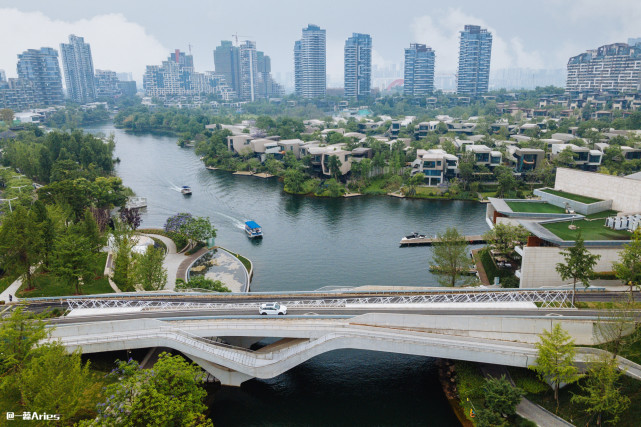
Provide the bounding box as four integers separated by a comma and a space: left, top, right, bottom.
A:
188, 43, 193, 54
232, 33, 251, 46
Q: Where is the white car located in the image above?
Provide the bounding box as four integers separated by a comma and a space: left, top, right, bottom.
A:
258, 302, 287, 315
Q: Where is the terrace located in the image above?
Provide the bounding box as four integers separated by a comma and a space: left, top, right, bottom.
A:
539, 188, 602, 204
542, 219, 632, 241
505, 201, 566, 214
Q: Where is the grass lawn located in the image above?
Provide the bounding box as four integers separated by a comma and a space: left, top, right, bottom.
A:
506, 201, 566, 214
585, 209, 619, 219
543, 219, 632, 241
17, 253, 114, 298
477, 248, 512, 283
540, 188, 602, 204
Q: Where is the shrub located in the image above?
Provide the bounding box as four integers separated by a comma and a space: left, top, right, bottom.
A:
501, 276, 520, 288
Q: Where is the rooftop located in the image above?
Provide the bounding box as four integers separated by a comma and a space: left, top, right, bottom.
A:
505, 201, 566, 214
540, 188, 602, 204
542, 219, 632, 241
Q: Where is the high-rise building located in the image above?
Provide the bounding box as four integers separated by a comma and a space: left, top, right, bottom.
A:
0, 78, 37, 111
239, 41, 258, 102
117, 80, 137, 97
256, 51, 284, 98
16, 47, 64, 106
116, 72, 133, 82
403, 43, 435, 97
456, 25, 492, 96
60, 34, 96, 103
566, 43, 641, 93
294, 24, 326, 98
214, 41, 241, 96
143, 49, 232, 99
95, 70, 121, 99
344, 33, 372, 99
0, 70, 6, 82
628, 38, 641, 46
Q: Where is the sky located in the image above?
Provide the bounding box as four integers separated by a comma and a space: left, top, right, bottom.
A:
0, 0, 640, 87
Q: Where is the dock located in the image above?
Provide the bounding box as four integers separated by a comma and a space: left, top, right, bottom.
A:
400, 235, 486, 247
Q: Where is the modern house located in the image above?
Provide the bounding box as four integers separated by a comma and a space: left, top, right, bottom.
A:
506, 146, 545, 173
411, 149, 458, 186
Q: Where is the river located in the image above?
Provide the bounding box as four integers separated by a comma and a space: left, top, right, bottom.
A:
85, 124, 489, 426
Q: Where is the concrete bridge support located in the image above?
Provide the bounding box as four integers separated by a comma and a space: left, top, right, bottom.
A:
189, 355, 254, 386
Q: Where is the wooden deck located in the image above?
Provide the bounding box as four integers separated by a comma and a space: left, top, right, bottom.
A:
400, 235, 486, 246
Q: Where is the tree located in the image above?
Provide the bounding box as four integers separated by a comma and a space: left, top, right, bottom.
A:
181, 216, 216, 248
594, 297, 640, 360
483, 223, 529, 258
431, 227, 473, 287
556, 233, 601, 305
111, 221, 136, 292
0, 307, 47, 375
482, 375, 523, 418
19, 343, 102, 423
120, 207, 142, 230
494, 165, 517, 197
133, 246, 167, 291
458, 153, 475, 190
404, 173, 425, 196
178, 275, 231, 292
284, 168, 306, 193
554, 147, 577, 168
0, 108, 14, 123
612, 228, 641, 302
327, 155, 342, 180
51, 222, 96, 295
571, 354, 630, 426
0, 205, 43, 290
530, 324, 581, 410
82, 353, 213, 427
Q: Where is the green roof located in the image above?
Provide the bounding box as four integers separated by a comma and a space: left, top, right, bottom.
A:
540, 189, 602, 204
505, 201, 566, 214
542, 219, 632, 241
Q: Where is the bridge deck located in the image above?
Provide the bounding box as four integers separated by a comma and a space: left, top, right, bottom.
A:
400, 235, 486, 246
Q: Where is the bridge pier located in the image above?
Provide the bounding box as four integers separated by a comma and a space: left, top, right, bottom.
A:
189, 355, 254, 387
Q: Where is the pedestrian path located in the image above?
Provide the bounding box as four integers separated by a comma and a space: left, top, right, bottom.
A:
141, 233, 182, 290
0, 277, 22, 303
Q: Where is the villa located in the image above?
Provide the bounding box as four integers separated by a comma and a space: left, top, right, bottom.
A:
485, 168, 640, 288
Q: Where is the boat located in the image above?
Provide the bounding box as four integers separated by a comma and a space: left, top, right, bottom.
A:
400, 232, 427, 244
245, 221, 263, 239
181, 186, 192, 195
125, 196, 147, 209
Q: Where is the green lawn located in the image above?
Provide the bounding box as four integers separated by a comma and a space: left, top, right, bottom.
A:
543, 219, 632, 241
506, 201, 567, 214
17, 253, 114, 298
585, 209, 619, 220
540, 188, 602, 204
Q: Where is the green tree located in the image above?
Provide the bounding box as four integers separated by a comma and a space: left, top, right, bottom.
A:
51, 222, 97, 294
483, 223, 529, 258
530, 324, 581, 410
133, 246, 167, 291
571, 354, 630, 426
554, 147, 578, 167
181, 216, 216, 248
404, 173, 425, 196
327, 155, 342, 180
82, 353, 213, 426
18, 343, 102, 423
0, 107, 14, 123
0, 307, 47, 375
0, 205, 43, 290
494, 165, 517, 197
431, 227, 473, 287
556, 233, 601, 305
111, 221, 136, 291
483, 375, 523, 417
458, 152, 475, 190
284, 168, 306, 193
179, 275, 231, 292
612, 228, 641, 302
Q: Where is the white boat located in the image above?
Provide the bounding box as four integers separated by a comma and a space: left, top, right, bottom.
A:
400, 232, 427, 244
245, 221, 263, 238
181, 186, 192, 195
125, 196, 147, 209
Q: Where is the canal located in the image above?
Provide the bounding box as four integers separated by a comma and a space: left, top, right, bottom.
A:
86, 124, 488, 426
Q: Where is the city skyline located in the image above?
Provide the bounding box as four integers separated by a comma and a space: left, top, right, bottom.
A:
1, 0, 640, 89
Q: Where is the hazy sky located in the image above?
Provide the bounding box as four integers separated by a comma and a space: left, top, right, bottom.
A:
1, 0, 640, 86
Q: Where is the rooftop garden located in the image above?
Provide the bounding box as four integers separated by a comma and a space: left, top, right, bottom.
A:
542, 219, 632, 241
540, 188, 602, 204
505, 201, 566, 214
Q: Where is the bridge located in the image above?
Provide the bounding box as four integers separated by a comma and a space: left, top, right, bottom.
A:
34, 288, 641, 386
